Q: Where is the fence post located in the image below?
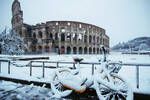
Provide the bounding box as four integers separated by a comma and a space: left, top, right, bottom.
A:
30, 61, 32, 76
42, 62, 45, 78
73, 63, 76, 69
57, 62, 59, 68
0, 61, 1, 73
136, 65, 139, 88
92, 64, 94, 75
8, 60, 10, 74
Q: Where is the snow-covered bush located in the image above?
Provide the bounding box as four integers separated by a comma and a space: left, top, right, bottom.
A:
0, 29, 26, 55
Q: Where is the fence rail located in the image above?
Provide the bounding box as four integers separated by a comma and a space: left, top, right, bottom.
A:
0, 59, 150, 89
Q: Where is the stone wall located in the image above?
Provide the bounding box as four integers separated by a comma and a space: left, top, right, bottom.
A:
24, 21, 109, 54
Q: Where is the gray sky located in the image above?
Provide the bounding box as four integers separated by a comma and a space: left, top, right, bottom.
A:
0, 0, 150, 47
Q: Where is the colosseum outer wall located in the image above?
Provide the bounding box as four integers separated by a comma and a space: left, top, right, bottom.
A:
11, 0, 109, 54
24, 21, 109, 54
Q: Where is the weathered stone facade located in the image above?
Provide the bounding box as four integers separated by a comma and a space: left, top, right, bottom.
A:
12, 0, 109, 54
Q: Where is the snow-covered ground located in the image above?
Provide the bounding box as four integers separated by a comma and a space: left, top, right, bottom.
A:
0, 52, 150, 95
0, 80, 54, 100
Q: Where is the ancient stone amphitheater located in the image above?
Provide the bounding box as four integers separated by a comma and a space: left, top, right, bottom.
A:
12, 0, 109, 54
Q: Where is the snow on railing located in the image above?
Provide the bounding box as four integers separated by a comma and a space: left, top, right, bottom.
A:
0, 59, 150, 89
0, 59, 11, 74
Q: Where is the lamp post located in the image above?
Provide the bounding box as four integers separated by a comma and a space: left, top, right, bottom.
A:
100, 45, 106, 62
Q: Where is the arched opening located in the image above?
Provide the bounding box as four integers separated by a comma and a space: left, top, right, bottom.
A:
32, 38, 37, 45
45, 46, 49, 52
54, 46, 59, 54
100, 37, 102, 44
84, 35, 87, 43
79, 47, 82, 54
73, 33, 77, 43
67, 46, 71, 54
97, 48, 99, 54
55, 33, 58, 40
67, 33, 71, 42
38, 31, 42, 38
45, 30, 49, 37
89, 47, 92, 54
38, 45, 42, 53
60, 46, 65, 54
31, 45, 36, 53
100, 48, 102, 54
73, 47, 77, 54
50, 33, 53, 40
97, 36, 99, 43
89, 35, 92, 43
84, 47, 87, 54
93, 47, 95, 54
93, 36, 95, 44
33, 32, 36, 38
61, 33, 65, 42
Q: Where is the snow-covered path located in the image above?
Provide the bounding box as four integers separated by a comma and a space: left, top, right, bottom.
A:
0, 80, 54, 100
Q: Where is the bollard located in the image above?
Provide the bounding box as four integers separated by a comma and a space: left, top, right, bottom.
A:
136, 65, 139, 88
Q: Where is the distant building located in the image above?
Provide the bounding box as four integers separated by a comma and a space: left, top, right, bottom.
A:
11, 0, 109, 54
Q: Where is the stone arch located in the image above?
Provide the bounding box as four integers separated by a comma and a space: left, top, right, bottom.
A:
100, 48, 102, 54
33, 32, 36, 38
60, 46, 65, 54
97, 48, 99, 54
93, 47, 95, 54
66, 33, 71, 42
100, 37, 102, 44
89, 35, 92, 43
45, 30, 49, 37
54, 46, 59, 54
97, 36, 99, 43
93, 36, 95, 43
55, 33, 58, 40
38, 31, 42, 38
50, 33, 53, 40
31, 45, 36, 52
84, 47, 87, 54
73, 47, 77, 54
67, 46, 71, 54
38, 45, 42, 53
45, 45, 49, 52
89, 47, 92, 54
61, 33, 65, 42
79, 47, 82, 54
73, 33, 77, 43
84, 35, 87, 43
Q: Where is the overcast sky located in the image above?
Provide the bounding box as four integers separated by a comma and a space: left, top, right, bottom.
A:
0, 0, 150, 47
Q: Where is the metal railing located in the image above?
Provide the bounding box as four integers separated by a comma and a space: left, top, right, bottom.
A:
120, 63, 150, 89
0, 59, 150, 89
0, 59, 11, 74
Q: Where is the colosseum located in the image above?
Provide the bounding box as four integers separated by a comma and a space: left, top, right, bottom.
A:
11, 0, 109, 54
